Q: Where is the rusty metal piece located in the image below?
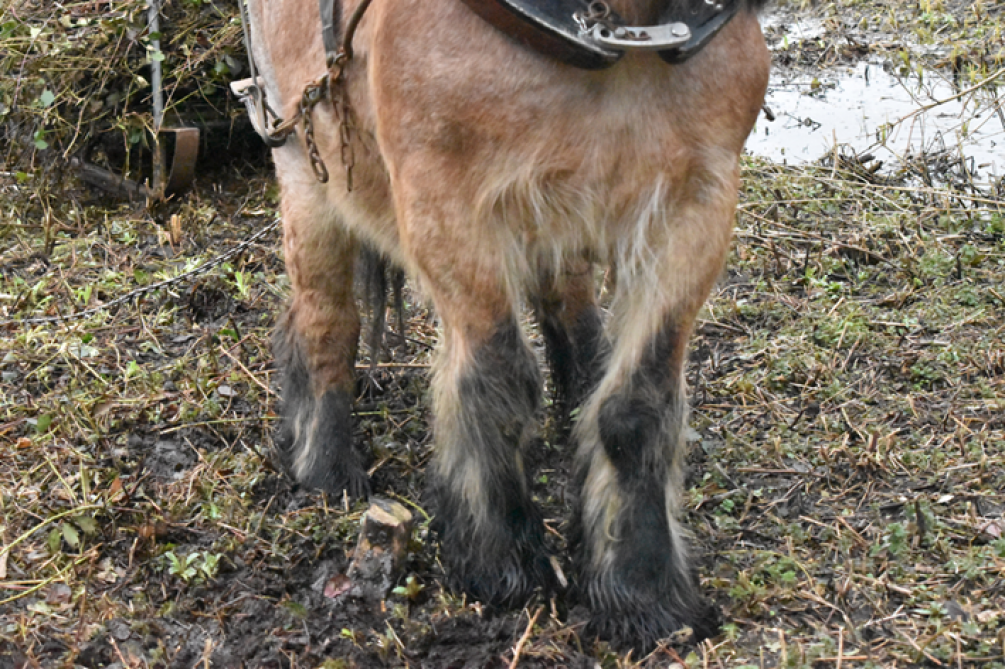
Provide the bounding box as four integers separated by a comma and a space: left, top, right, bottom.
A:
231, 77, 292, 148
300, 75, 332, 183
234, 0, 372, 188
162, 126, 200, 195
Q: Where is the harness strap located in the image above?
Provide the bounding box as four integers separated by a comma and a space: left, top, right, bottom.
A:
320, 0, 340, 63
235, 0, 289, 147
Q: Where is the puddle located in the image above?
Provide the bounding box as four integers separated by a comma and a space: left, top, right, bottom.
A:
760, 15, 828, 45
748, 57, 1004, 185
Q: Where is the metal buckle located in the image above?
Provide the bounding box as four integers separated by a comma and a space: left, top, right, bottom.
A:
575, 0, 741, 64
460, 0, 623, 70
583, 22, 691, 52
230, 77, 288, 148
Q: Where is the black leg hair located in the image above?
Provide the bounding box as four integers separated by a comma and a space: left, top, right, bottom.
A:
273, 313, 369, 499
430, 320, 559, 606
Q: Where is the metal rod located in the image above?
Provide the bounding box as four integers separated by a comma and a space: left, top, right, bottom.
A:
148, 0, 164, 197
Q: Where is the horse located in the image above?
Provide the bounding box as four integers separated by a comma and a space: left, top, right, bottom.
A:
244, 0, 770, 648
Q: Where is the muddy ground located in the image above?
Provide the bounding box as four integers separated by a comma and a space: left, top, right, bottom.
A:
2, 0, 1004, 667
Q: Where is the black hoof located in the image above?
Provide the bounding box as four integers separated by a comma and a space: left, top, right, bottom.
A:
431, 485, 559, 607
586, 589, 721, 650
275, 387, 370, 499
445, 555, 559, 609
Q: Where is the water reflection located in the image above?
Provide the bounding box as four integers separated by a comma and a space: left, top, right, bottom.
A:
748, 30, 1003, 185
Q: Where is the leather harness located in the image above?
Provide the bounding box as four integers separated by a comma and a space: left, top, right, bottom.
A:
460, 0, 741, 69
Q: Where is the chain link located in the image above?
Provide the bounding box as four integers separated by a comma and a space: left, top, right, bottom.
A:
291, 52, 358, 188
0, 219, 282, 328
329, 53, 356, 191
300, 75, 331, 183
236, 1, 371, 188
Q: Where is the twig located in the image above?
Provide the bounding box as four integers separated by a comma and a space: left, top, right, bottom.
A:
0, 555, 89, 606
889, 65, 1005, 127
219, 345, 273, 396
0, 504, 101, 562
356, 362, 431, 370
897, 628, 944, 666
507, 606, 543, 669
109, 637, 132, 668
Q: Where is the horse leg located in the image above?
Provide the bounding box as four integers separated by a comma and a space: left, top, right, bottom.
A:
273, 187, 368, 498
392, 183, 557, 605
572, 165, 740, 647
533, 259, 607, 415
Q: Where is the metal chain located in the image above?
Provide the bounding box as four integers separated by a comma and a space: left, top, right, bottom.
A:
0, 220, 282, 328
330, 53, 356, 191
300, 75, 332, 183
296, 50, 357, 190
235, 0, 373, 186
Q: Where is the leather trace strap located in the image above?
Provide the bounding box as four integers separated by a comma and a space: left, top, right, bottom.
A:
320, 0, 340, 63
460, 0, 742, 69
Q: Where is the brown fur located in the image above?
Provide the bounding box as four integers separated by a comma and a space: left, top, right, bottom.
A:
250, 0, 770, 649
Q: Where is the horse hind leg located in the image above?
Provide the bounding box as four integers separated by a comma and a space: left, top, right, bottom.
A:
532, 258, 608, 417
273, 191, 368, 499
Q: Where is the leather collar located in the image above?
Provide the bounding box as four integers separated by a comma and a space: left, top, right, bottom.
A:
460, 0, 742, 70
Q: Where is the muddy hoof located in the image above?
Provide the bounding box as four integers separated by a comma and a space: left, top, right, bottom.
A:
275, 388, 370, 499
586, 589, 722, 651
287, 449, 370, 500
432, 492, 561, 607
444, 548, 561, 609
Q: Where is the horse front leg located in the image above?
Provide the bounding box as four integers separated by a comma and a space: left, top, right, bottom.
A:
273, 183, 368, 498
394, 174, 559, 606
572, 167, 740, 648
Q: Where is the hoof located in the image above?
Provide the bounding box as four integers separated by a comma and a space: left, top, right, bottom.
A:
442, 544, 560, 608
431, 484, 560, 607
275, 387, 370, 500
587, 588, 721, 650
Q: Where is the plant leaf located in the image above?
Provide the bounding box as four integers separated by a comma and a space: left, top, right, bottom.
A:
62, 522, 80, 548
